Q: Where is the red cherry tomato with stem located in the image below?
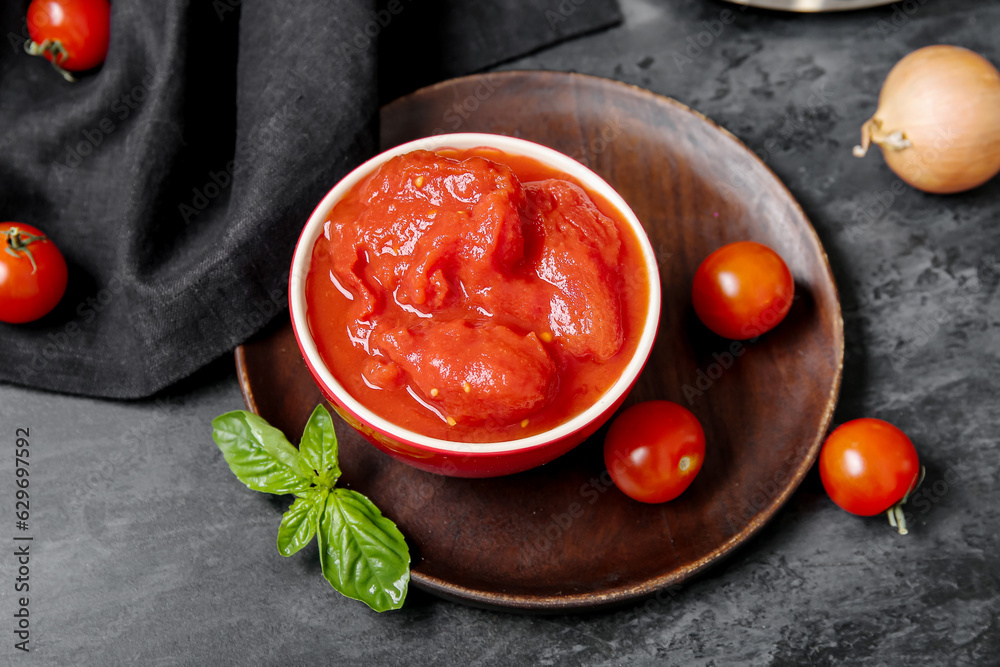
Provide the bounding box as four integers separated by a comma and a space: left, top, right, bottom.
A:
819, 418, 924, 534
0, 223, 69, 324
604, 401, 706, 503
692, 241, 794, 340
26, 0, 111, 81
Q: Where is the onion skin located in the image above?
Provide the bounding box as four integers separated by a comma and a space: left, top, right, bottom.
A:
854, 45, 1000, 194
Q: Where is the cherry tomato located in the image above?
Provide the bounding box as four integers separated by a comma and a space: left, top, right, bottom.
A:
0, 223, 69, 324
26, 0, 111, 77
692, 241, 794, 340
604, 401, 706, 503
819, 418, 921, 519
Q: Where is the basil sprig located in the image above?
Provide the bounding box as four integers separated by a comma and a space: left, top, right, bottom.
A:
212, 405, 410, 612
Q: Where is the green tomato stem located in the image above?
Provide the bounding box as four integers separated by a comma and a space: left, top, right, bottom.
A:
24, 38, 76, 82
3, 227, 48, 274
886, 465, 926, 535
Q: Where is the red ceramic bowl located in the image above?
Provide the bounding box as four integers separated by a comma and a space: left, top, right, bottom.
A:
289, 133, 661, 477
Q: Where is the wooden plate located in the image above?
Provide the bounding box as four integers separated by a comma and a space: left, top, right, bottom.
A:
236, 71, 843, 612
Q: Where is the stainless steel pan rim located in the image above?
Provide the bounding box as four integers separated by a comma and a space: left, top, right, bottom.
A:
724, 0, 894, 12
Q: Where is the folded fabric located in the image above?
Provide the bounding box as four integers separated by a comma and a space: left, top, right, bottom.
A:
0, 0, 620, 398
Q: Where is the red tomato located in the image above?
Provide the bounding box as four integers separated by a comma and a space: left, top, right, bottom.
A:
819, 418, 921, 518
604, 401, 706, 503
26, 0, 111, 74
692, 241, 794, 340
0, 223, 69, 324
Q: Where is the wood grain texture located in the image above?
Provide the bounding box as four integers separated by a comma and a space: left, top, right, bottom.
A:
236, 71, 843, 612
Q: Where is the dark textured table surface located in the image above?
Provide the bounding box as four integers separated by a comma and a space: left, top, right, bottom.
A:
2, 0, 999, 664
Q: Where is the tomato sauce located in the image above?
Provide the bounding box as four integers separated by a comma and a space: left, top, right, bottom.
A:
306, 147, 649, 442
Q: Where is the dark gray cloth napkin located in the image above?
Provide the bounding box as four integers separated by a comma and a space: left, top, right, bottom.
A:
0, 0, 620, 398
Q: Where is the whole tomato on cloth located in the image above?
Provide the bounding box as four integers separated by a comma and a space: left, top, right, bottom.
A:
819, 418, 924, 534
0, 223, 68, 324
25, 0, 111, 81
604, 401, 706, 504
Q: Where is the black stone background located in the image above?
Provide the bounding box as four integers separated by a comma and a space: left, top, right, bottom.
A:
1, 0, 998, 664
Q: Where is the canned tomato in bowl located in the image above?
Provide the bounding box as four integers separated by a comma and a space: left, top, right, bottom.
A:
289, 133, 661, 477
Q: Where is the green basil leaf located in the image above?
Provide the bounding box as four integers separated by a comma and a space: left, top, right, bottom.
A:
299, 404, 341, 485
318, 488, 410, 612
211, 411, 314, 494
277, 490, 325, 557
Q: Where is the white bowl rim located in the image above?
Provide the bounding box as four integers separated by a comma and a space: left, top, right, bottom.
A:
289, 132, 662, 455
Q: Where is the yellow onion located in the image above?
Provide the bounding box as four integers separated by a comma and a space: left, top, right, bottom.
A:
853, 45, 1000, 194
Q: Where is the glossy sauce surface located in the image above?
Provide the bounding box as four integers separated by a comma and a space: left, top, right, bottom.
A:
306, 147, 649, 442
